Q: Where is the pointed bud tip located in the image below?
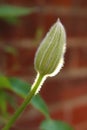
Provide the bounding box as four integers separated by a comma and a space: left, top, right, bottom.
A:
57, 18, 63, 26
56, 18, 64, 30
57, 18, 60, 22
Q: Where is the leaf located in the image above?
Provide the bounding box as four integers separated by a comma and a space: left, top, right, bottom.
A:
3, 45, 18, 55
3, 17, 20, 24
32, 95, 50, 118
8, 77, 30, 97
0, 76, 11, 89
40, 119, 74, 130
0, 5, 36, 18
0, 90, 18, 117
0, 5, 36, 24
8, 77, 50, 118
0, 91, 7, 115
5, 92, 18, 110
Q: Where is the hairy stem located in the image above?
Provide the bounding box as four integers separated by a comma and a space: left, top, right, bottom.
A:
2, 73, 44, 130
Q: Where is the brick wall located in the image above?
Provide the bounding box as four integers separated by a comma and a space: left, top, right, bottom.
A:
0, 0, 87, 130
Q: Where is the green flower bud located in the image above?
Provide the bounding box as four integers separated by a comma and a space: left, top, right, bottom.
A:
34, 19, 66, 77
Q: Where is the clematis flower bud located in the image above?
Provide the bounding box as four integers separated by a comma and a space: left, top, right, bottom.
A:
34, 19, 66, 77
2, 19, 67, 130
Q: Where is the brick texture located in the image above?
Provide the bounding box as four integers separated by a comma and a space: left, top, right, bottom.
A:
0, 0, 87, 130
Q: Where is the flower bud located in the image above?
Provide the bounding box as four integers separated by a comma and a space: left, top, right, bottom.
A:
34, 19, 66, 77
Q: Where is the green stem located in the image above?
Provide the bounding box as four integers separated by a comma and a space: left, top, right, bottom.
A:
2, 73, 44, 130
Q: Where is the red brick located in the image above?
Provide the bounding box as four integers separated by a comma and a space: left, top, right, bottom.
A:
3, 0, 38, 6
38, 13, 87, 37
41, 78, 87, 104
51, 110, 63, 120
65, 48, 80, 69
72, 105, 87, 125
75, 120, 87, 130
4, 46, 36, 76
73, 0, 87, 8
65, 46, 87, 69
1, 40, 87, 76
44, 0, 72, 6
14, 109, 43, 130
0, 1, 87, 130
78, 47, 87, 67
0, 14, 38, 41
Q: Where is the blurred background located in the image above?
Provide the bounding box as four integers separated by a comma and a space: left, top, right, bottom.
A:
0, 0, 87, 130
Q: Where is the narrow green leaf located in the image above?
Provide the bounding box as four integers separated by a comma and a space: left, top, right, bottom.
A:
0, 91, 18, 117
32, 95, 50, 118
0, 5, 36, 17
3, 17, 19, 24
8, 77, 30, 97
40, 119, 74, 130
0, 76, 11, 89
5, 93, 18, 110
3, 46, 18, 55
0, 91, 7, 115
